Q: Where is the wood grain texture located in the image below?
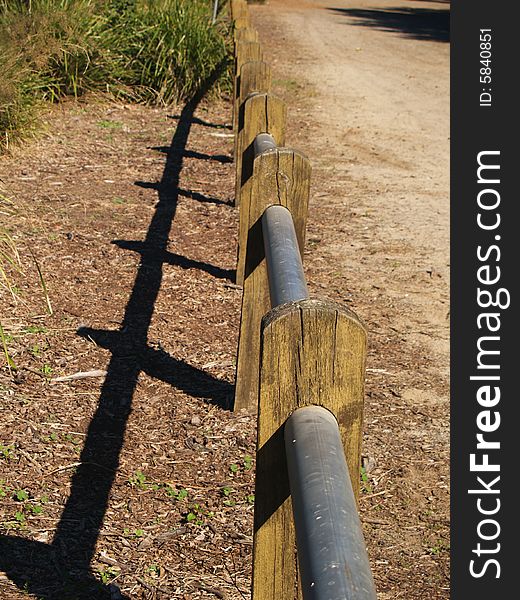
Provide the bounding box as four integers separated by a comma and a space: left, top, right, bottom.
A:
233, 62, 272, 202
234, 26, 259, 43
234, 93, 286, 212
234, 149, 311, 412
230, 0, 248, 20
233, 43, 263, 138
252, 299, 367, 600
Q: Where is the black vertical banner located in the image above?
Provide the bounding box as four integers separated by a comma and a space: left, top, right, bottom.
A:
451, 1, 517, 598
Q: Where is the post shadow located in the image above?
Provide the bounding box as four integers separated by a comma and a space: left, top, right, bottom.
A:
134, 180, 232, 206
329, 6, 450, 42
150, 146, 232, 163
0, 59, 232, 599
167, 114, 232, 130
112, 240, 235, 281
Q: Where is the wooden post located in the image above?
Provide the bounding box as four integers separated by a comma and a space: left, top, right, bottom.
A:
234, 26, 259, 44
235, 94, 286, 275
233, 42, 263, 138
234, 93, 286, 223
230, 0, 248, 20
252, 298, 367, 600
234, 148, 311, 412
233, 60, 271, 173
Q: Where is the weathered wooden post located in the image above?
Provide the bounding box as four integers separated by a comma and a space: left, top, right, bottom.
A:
252, 298, 368, 600
234, 26, 259, 44
230, 0, 248, 20
233, 61, 272, 195
234, 149, 311, 412
233, 42, 263, 138
235, 95, 286, 270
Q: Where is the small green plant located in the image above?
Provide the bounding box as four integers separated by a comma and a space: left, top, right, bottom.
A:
184, 504, 213, 526
0, 444, 14, 460
98, 566, 119, 584
128, 470, 147, 489
30, 343, 41, 357
164, 485, 188, 501
14, 489, 29, 502
360, 466, 372, 494
123, 527, 144, 539
229, 463, 239, 474
243, 455, 253, 470
97, 120, 123, 129
145, 563, 159, 576
428, 539, 449, 555
0, 480, 10, 497
41, 364, 53, 376
221, 486, 235, 507
23, 325, 48, 334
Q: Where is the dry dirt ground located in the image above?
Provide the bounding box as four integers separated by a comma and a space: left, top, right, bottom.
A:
0, 0, 449, 599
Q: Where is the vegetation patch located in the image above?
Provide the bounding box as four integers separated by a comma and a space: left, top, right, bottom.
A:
0, 0, 231, 152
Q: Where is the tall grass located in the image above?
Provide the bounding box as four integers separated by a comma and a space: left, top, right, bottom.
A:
0, 0, 230, 151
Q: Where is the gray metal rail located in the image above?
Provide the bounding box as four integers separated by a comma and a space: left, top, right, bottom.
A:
262, 205, 309, 307
254, 132, 277, 156
256, 137, 376, 599
285, 407, 378, 600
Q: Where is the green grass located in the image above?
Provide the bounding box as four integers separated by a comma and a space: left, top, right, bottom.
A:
0, 0, 231, 152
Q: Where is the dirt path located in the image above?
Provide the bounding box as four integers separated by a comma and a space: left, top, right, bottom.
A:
248, 0, 450, 597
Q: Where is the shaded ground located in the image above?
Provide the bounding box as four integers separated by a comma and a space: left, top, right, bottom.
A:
1, 0, 449, 598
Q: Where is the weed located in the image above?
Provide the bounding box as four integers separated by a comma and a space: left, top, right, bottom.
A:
360, 466, 372, 494
122, 527, 144, 539
23, 325, 48, 334
0, 480, 10, 497
184, 503, 213, 526
165, 485, 188, 501
0, 0, 231, 152
14, 489, 29, 502
428, 539, 449, 555
221, 486, 235, 507
40, 363, 53, 376
0, 227, 23, 297
145, 563, 159, 576
0, 443, 14, 459
229, 454, 254, 475
29, 249, 53, 315
97, 120, 123, 129
98, 566, 119, 584
30, 343, 41, 357
128, 470, 147, 489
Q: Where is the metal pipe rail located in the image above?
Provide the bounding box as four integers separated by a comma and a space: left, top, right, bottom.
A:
253, 132, 277, 156
285, 406, 377, 600
262, 205, 309, 307
259, 181, 376, 599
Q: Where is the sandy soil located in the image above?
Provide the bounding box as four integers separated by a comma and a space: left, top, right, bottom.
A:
0, 1, 450, 598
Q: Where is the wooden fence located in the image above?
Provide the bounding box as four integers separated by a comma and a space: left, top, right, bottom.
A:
228, 1, 377, 599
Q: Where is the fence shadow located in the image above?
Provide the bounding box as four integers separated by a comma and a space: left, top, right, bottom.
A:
329, 5, 450, 42
0, 60, 230, 599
